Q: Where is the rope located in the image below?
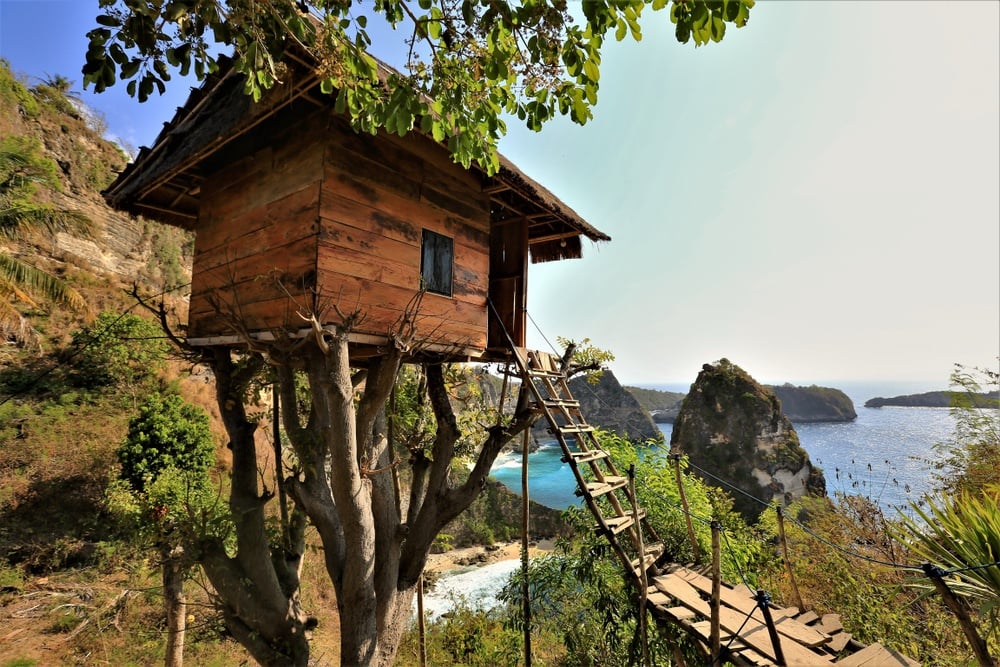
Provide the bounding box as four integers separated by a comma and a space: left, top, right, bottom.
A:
679, 458, 929, 571
943, 560, 1000, 575
721, 528, 754, 590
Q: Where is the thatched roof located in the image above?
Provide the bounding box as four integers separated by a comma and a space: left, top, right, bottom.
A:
104, 54, 609, 261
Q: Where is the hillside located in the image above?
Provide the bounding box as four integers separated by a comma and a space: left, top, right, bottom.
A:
0, 59, 569, 663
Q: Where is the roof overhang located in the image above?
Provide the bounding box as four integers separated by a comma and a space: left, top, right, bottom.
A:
103, 54, 610, 260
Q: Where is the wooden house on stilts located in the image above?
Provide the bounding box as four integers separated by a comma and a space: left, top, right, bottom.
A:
105, 53, 927, 667
104, 56, 609, 363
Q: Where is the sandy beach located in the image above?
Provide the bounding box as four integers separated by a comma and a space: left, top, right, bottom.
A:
424, 538, 556, 574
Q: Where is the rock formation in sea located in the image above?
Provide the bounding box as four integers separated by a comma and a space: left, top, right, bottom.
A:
865, 390, 999, 408
532, 369, 661, 443
670, 359, 827, 522
768, 384, 857, 422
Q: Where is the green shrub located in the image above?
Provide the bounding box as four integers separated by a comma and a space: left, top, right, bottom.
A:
69, 311, 168, 393
117, 392, 214, 492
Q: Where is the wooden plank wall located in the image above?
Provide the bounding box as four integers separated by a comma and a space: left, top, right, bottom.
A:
187, 112, 325, 338
317, 115, 491, 350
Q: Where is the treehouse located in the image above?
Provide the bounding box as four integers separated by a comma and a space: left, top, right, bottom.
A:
104, 56, 608, 364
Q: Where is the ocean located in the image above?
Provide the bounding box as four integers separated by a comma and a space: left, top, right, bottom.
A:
422, 382, 960, 619
489, 381, 958, 513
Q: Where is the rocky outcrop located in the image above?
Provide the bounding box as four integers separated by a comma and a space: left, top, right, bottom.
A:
768, 384, 857, 422
532, 369, 661, 443
865, 391, 999, 408
670, 359, 826, 522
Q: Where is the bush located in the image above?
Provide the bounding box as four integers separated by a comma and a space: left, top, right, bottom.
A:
69, 311, 168, 393
117, 392, 214, 492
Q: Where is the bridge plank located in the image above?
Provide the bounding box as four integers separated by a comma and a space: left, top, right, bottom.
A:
673, 568, 832, 648
833, 643, 920, 666
654, 573, 833, 665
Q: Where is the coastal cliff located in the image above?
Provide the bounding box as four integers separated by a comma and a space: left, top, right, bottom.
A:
670, 359, 826, 522
533, 369, 661, 443
626, 383, 856, 424
769, 384, 856, 422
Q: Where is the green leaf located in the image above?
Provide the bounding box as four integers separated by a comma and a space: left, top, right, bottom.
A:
615, 19, 627, 42
95, 14, 121, 27
582, 58, 600, 82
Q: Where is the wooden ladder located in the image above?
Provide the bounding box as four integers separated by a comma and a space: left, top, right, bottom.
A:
510, 347, 664, 589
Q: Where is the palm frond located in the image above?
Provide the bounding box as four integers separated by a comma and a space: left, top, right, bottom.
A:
0, 251, 87, 310
894, 492, 1000, 634
0, 295, 41, 349
0, 200, 93, 239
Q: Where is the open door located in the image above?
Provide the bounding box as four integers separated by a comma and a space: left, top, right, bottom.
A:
487, 218, 528, 350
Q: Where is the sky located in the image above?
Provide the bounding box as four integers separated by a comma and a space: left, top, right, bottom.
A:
1, 1, 997, 388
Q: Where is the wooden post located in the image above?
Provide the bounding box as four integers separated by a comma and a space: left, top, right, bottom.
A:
756, 590, 786, 666
775, 506, 805, 612
923, 563, 997, 666
710, 521, 722, 663
273, 383, 290, 551
416, 574, 427, 667
629, 464, 651, 667
673, 453, 701, 564
521, 428, 532, 666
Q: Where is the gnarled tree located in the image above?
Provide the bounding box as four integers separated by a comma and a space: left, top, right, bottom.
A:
145, 292, 538, 665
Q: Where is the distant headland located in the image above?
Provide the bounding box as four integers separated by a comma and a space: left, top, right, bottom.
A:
864, 391, 999, 409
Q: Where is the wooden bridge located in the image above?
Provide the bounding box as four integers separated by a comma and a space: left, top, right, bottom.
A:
509, 347, 920, 667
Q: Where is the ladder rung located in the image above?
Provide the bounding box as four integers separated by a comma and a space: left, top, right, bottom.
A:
557, 424, 593, 434
577, 476, 628, 498
564, 449, 609, 464
527, 369, 564, 379
598, 509, 647, 536
543, 399, 580, 409
630, 543, 664, 573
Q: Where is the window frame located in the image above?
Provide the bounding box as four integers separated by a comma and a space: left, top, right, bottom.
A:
420, 229, 455, 297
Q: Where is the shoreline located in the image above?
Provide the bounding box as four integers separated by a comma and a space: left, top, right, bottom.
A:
425, 538, 556, 575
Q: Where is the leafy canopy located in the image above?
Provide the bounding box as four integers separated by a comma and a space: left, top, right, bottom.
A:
83, 0, 753, 172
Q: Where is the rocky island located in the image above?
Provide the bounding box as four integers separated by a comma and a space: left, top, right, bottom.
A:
768, 384, 857, 422
625, 383, 856, 423
864, 391, 999, 408
670, 359, 826, 522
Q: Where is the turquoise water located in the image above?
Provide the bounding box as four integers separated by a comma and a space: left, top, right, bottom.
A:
489, 384, 957, 513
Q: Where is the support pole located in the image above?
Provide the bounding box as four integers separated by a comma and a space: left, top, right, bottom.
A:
521, 428, 532, 666
756, 590, 786, 666
673, 453, 701, 564
923, 563, 997, 667
272, 383, 289, 551
629, 464, 651, 667
710, 521, 722, 663
775, 506, 805, 612
417, 575, 427, 667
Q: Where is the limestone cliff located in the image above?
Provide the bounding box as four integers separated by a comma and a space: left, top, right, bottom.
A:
670, 359, 826, 522
768, 384, 857, 422
532, 369, 661, 443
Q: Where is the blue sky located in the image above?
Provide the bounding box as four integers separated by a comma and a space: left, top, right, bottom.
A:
1, 1, 997, 387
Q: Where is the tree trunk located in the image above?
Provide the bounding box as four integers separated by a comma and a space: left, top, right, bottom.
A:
201, 347, 312, 667
162, 545, 185, 667
196, 321, 538, 666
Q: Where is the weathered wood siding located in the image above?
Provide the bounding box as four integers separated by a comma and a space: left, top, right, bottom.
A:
317, 115, 491, 349
188, 113, 325, 338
